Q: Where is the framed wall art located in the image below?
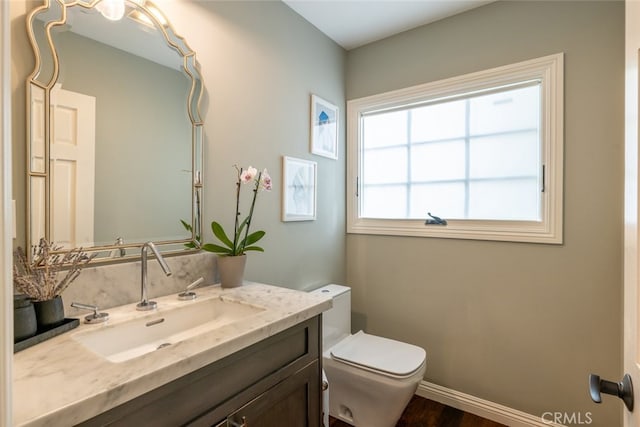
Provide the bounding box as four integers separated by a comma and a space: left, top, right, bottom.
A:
282, 156, 317, 221
310, 94, 338, 159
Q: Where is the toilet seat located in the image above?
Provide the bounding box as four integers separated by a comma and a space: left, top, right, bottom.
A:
330, 331, 426, 379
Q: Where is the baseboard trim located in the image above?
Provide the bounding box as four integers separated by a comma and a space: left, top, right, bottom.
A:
416, 381, 564, 427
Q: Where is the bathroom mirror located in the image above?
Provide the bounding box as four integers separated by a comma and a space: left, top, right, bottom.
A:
26, 0, 203, 262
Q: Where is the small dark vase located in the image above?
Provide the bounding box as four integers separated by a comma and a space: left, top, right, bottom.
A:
14, 294, 37, 342
33, 296, 65, 330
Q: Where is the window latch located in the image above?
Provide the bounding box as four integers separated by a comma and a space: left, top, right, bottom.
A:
425, 212, 447, 226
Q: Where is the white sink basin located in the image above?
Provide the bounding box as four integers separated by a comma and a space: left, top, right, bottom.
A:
72, 297, 265, 363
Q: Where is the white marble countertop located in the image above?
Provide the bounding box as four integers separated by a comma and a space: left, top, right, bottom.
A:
12, 282, 332, 426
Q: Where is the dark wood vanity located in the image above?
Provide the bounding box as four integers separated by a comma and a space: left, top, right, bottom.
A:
78, 317, 322, 427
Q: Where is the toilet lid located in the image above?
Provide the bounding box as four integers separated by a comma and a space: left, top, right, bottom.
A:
330, 331, 426, 378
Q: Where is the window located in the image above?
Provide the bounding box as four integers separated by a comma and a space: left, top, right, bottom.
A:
347, 53, 563, 243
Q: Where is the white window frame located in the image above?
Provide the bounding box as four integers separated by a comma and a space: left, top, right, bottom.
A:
347, 53, 564, 244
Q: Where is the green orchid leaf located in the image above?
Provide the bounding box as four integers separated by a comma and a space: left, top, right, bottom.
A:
211, 221, 233, 249
180, 219, 192, 232
202, 243, 233, 254
242, 246, 264, 252
236, 223, 264, 254
244, 230, 265, 246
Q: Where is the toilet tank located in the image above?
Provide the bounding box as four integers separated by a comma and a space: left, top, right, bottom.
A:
311, 284, 351, 349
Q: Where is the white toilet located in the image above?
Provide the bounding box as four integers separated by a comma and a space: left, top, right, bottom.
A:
312, 284, 426, 427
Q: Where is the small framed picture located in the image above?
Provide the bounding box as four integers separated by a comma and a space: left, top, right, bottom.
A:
310, 94, 338, 159
282, 156, 317, 222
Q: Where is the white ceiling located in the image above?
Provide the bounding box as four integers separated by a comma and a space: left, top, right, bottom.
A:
283, 0, 494, 50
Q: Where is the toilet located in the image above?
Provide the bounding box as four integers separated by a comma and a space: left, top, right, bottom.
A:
311, 284, 426, 427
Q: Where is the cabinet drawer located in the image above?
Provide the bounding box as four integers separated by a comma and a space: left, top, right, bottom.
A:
226, 361, 320, 427
78, 316, 320, 426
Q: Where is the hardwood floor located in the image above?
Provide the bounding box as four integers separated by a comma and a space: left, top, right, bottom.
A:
328, 395, 506, 427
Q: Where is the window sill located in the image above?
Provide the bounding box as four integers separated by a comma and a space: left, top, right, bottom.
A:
347, 218, 562, 244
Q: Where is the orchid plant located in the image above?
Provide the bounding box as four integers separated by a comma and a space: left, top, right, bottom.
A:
203, 165, 272, 256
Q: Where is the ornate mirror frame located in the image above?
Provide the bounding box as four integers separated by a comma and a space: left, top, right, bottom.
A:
25, 0, 203, 263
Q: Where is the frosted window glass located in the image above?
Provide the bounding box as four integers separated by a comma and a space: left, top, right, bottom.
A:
411, 100, 465, 142
470, 85, 540, 135
409, 183, 466, 219
363, 147, 407, 184
362, 185, 407, 218
469, 131, 539, 179
363, 111, 408, 148
411, 140, 466, 181
468, 179, 540, 220
359, 82, 542, 221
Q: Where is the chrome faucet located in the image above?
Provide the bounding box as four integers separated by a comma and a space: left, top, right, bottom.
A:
110, 237, 126, 258
136, 241, 172, 311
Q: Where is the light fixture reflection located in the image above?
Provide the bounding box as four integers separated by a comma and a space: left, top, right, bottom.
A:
96, 0, 126, 21
128, 5, 167, 28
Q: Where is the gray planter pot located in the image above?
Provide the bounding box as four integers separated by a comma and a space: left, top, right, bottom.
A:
14, 294, 37, 342
33, 296, 65, 330
217, 255, 247, 288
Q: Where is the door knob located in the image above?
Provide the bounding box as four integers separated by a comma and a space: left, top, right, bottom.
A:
589, 373, 634, 411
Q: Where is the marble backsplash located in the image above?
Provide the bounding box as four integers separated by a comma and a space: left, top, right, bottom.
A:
62, 251, 217, 317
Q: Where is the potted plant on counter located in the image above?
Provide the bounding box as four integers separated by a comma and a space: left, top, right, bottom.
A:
203, 165, 272, 288
13, 238, 95, 329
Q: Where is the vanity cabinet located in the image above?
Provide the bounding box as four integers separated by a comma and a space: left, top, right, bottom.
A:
78, 316, 321, 427
211, 362, 319, 427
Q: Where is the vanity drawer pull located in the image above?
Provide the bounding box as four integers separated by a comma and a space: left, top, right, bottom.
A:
229, 416, 247, 427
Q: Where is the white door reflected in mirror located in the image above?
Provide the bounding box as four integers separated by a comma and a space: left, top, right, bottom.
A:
49, 85, 96, 249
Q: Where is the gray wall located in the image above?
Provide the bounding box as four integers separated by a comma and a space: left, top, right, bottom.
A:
161, 0, 347, 288
345, 1, 623, 425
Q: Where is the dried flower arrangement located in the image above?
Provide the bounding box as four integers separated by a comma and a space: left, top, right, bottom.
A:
13, 238, 96, 301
